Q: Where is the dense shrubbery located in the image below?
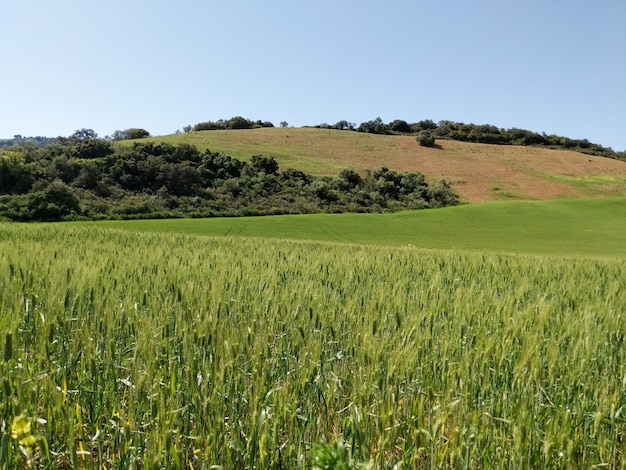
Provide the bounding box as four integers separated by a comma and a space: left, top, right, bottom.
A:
0, 135, 58, 149
111, 128, 151, 140
0, 132, 459, 221
190, 116, 274, 132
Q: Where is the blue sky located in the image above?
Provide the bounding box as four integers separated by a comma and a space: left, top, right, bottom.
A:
1, 0, 625, 150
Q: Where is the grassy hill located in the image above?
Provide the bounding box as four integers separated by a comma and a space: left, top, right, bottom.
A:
117, 127, 626, 203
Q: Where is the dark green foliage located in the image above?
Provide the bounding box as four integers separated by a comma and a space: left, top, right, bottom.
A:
69, 138, 114, 160
389, 119, 410, 133
357, 117, 389, 135
191, 116, 273, 132
229, 116, 252, 129
0, 136, 459, 221
27, 181, 81, 221
0, 151, 33, 194
427, 121, 621, 158
111, 128, 151, 140
410, 119, 438, 132
417, 130, 436, 147
67, 128, 99, 142
249, 155, 279, 175
338, 167, 362, 190
0, 135, 57, 149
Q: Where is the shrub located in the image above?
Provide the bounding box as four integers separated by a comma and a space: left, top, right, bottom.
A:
112, 128, 150, 140
417, 130, 436, 147
390, 119, 410, 133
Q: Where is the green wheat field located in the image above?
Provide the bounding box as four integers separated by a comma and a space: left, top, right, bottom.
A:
1, 198, 625, 468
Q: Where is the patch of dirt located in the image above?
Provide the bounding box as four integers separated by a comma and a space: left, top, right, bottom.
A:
366, 138, 626, 202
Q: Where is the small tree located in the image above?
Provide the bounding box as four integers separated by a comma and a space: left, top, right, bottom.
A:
417, 130, 436, 147
112, 128, 150, 140
250, 155, 279, 175
280, 121, 289, 128
390, 119, 410, 133
228, 116, 252, 129
68, 128, 98, 142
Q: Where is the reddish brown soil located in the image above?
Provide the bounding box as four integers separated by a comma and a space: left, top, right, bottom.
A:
385, 138, 626, 202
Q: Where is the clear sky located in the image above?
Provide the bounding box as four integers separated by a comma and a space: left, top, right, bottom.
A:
1, 0, 625, 150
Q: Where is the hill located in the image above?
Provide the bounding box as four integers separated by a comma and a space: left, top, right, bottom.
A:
118, 128, 626, 202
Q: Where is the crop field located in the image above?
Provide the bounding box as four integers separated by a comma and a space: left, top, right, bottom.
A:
1, 222, 625, 468
71, 197, 626, 258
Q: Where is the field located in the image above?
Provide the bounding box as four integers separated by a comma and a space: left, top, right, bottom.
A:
116, 128, 626, 202
3, 132, 626, 467
1, 214, 625, 468
71, 197, 626, 258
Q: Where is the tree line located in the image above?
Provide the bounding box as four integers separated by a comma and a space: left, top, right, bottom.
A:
3, 116, 622, 159
0, 129, 458, 222
311, 118, 625, 160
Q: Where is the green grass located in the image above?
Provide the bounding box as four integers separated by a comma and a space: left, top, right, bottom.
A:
544, 174, 626, 196
114, 128, 361, 173
68, 197, 626, 258
0, 224, 625, 468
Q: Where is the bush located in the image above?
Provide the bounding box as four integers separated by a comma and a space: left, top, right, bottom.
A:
390, 119, 410, 133
417, 130, 436, 147
228, 116, 252, 130
112, 128, 150, 140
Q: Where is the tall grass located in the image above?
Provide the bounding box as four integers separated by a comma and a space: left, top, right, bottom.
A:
0, 223, 624, 468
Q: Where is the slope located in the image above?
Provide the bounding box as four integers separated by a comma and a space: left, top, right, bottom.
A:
117, 128, 626, 203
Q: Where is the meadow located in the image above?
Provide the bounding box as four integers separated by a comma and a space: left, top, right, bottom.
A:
1, 220, 625, 468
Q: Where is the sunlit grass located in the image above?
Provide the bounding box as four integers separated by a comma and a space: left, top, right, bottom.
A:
1, 223, 625, 468
68, 197, 626, 258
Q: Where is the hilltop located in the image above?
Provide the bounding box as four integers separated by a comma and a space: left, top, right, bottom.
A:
118, 127, 626, 203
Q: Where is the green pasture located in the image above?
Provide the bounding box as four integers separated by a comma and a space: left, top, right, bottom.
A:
70, 197, 626, 258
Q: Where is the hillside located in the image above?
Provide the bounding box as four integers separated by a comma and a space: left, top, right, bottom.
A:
119, 128, 626, 202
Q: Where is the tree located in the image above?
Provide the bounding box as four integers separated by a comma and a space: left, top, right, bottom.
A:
228, 116, 252, 129
338, 167, 362, 190
29, 180, 80, 220
74, 161, 102, 190
250, 155, 279, 175
112, 128, 150, 140
357, 117, 388, 135
390, 119, 410, 133
0, 150, 33, 194
417, 130, 436, 147
280, 121, 289, 128
69, 138, 114, 159
67, 128, 98, 142
411, 119, 438, 132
